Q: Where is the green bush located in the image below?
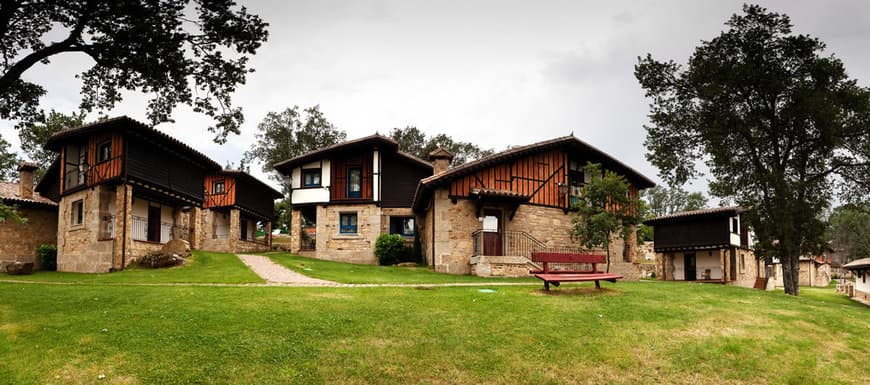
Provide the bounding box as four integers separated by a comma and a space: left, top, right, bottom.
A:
37, 244, 57, 271
375, 234, 410, 266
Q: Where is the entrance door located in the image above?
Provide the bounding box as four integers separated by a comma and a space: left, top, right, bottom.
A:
684, 253, 697, 281
147, 206, 161, 243
482, 209, 502, 256
240, 218, 248, 241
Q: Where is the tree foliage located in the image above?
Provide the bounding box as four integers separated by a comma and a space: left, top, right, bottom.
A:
389, 126, 494, 166
0, 0, 269, 143
635, 4, 870, 295
243, 105, 347, 185
0, 133, 18, 180
828, 204, 870, 264
19, 110, 85, 181
643, 186, 708, 218
570, 163, 639, 272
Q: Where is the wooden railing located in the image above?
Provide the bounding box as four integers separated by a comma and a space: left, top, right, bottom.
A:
472, 230, 584, 258
131, 215, 189, 244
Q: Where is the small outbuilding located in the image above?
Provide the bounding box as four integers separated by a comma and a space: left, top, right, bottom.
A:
843, 258, 870, 302
1, 163, 58, 272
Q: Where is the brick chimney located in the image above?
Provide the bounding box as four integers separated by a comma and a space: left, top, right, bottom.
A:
428, 148, 454, 176
17, 162, 38, 200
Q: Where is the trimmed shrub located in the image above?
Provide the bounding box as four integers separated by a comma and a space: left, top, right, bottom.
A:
375, 234, 410, 265
37, 244, 57, 271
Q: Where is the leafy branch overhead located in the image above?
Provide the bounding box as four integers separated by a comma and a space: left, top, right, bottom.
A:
0, 0, 269, 143
390, 126, 494, 166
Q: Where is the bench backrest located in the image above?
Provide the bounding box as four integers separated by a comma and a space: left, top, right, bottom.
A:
531, 252, 605, 264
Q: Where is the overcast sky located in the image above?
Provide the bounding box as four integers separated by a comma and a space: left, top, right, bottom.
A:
2, 0, 870, 195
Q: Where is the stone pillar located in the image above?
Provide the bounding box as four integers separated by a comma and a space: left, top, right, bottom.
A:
290, 208, 301, 252
190, 207, 202, 249
112, 184, 132, 270
229, 208, 240, 252
265, 221, 272, 247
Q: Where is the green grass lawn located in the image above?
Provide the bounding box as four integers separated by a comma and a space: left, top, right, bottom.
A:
265, 252, 536, 284
2, 251, 264, 284
1, 280, 865, 385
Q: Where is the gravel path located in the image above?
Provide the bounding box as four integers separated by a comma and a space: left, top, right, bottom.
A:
236, 254, 336, 285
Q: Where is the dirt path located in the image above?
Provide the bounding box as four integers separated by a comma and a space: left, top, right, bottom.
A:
236, 254, 336, 285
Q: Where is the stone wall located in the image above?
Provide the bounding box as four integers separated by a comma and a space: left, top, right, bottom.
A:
198, 208, 270, 253
429, 188, 478, 274
310, 203, 381, 264
0, 205, 58, 271
57, 186, 115, 273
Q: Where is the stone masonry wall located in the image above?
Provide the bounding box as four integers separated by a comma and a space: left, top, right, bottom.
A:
314, 203, 381, 264
0, 205, 58, 271
57, 186, 115, 273
431, 188, 478, 274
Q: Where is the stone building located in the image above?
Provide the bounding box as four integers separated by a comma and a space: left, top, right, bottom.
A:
412, 136, 656, 277
768, 255, 832, 288
843, 258, 870, 302
274, 135, 432, 264
201, 170, 283, 253
643, 206, 763, 288
0, 163, 58, 272
37, 116, 278, 273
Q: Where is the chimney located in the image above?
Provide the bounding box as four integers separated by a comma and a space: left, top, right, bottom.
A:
17, 162, 38, 200
428, 148, 454, 176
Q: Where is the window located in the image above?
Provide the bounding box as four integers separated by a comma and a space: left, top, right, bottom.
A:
213, 180, 225, 194
70, 200, 84, 226
568, 160, 589, 208
731, 218, 740, 234
347, 167, 362, 198
339, 213, 358, 234
97, 141, 112, 162
389, 217, 415, 237
302, 169, 321, 187
64, 143, 88, 189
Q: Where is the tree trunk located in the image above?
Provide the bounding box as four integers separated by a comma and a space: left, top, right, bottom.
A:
781, 255, 800, 296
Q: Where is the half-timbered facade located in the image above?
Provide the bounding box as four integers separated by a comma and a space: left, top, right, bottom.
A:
201, 170, 283, 253
39, 116, 278, 273
643, 206, 763, 288
274, 135, 432, 264
412, 136, 656, 276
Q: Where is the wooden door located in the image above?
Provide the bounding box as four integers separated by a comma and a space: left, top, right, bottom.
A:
482, 209, 502, 256
684, 253, 697, 281
147, 206, 161, 243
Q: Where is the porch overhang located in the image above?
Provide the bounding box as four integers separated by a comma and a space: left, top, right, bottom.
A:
469, 188, 531, 220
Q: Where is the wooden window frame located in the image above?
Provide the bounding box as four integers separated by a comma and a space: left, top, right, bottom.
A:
70, 199, 84, 226
389, 216, 416, 237
97, 140, 112, 163
302, 168, 322, 187
347, 166, 362, 198
213, 179, 226, 194
339, 212, 358, 234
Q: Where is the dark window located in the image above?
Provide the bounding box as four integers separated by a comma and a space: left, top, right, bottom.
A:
347, 167, 362, 198
389, 217, 415, 237
302, 169, 321, 187
70, 200, 84, 225
97, 141, 112, 162
213, 180, 225, 194
64, 143, 88, 189
568, 160, 586, 208
732, 218, 739, 234
339, 213, 358, 234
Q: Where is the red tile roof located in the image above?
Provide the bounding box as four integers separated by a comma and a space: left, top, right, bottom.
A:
0, 181, 58, 207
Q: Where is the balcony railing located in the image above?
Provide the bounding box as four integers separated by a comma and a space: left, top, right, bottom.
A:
131, 215, 189, 244
471, 229, 584, 258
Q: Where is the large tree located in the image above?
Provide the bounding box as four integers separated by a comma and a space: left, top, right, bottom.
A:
389, 126, 494, 166
0, 0, 268, 143
243, 105, 347, 186
635, 4, 870, 295
571, 163, 638, 272
19, 110, 85, 181
0, 133, 17, 180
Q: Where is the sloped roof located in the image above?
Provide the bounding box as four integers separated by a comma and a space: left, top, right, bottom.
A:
412, 135, 656, 211
643, 206, 745, 225
45, 116, 221, 170
218, 169, 283, 199
0, 181, 57, 208
272, 134, 432, 173
843, 257, 870, 270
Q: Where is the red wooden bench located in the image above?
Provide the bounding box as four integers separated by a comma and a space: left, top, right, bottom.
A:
530, 252, 623, 291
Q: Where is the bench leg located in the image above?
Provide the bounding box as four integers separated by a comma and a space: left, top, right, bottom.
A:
544, 281, 550, 291
594, 280, 601, 289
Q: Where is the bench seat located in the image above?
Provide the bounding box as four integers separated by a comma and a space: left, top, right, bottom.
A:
530, 252, 624, 290
534, 272, 623, 290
